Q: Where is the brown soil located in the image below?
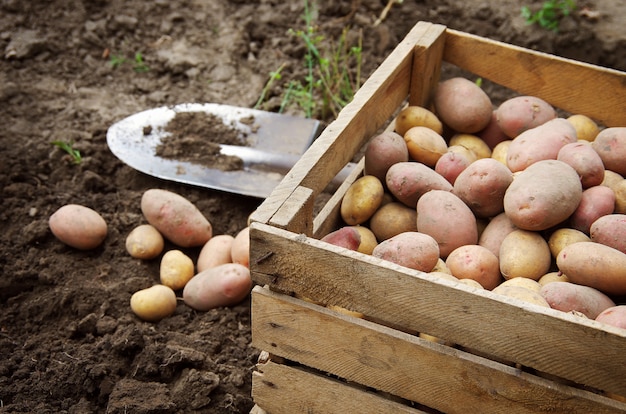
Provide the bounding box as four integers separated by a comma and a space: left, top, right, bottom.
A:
1, 1, 624, 413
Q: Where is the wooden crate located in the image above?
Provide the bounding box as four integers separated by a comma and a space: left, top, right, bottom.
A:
248, 21, 626, 414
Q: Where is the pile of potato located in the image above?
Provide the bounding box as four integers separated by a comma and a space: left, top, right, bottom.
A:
329, 76, 626, 329
48, 189, 252, 323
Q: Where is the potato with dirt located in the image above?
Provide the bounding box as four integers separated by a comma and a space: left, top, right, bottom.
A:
591, 127, 626, 176
385, 161, 452, 208
340, 175, 384, 225
130, 284, 178, 322
372, 231, 440, 272
495, 95, 557, 138
183, 263, 252, 311
363, 131, 409, 182
160, 249, 195, 291
49, 204, 108, 250
125, 224, 164, 260
433, 77, 493, 133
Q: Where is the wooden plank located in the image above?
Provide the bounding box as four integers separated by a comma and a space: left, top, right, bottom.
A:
443, 29, 626, 127
268, 185, 315, 236
409, 22, 446, 107
249, 222, 626, 396
252, 360, 425, 414
252, 286, 626, 414
249, 21, 445, 228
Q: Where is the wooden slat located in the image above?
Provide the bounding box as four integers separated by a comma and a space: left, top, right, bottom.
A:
443, 29, 626, 127
253, 360, 425, 414
252, 286, 626, 414
250, 222, 626, 397
409, 22, 446, 107
268, 185, 315, 236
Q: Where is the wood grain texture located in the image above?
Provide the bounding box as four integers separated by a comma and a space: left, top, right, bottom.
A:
252, 286, 626, 414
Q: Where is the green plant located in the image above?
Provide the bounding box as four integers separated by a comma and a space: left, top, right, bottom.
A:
109, 54, 127, 69
51, 140, 82, 164
521, 0, 576, 32
132, 52, 150, 72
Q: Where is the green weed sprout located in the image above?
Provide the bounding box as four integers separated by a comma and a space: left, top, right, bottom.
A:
133, 52, 149, 72
51, 140, 82, 164
521, 0, 577, 32
109, 54, 127, 69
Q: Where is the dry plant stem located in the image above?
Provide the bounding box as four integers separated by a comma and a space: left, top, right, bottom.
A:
374, 0, 403, 27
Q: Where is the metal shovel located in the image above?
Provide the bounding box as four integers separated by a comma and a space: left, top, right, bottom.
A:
106, 103, 355, 198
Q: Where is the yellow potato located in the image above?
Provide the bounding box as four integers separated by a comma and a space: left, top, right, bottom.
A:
428, 271, 458, 282
548, 228, 591, 258
160, 249, 195, 291
449, 134, 492, 159
49, 204, 108, 250
369, 202, 417, 241
538, 271, 569, 286
492, 285, 550, 308
499, 230, 551, 281
350, 226, 378, 255
340, 175, 385, 225
458, 278, 485, 289
403, 126, 448, 167
125, 224, 164, 260
130, 284, 177, 322
394, 105, 443, 136
431, 258, 452, 274
566, 114, 600, 142
491, 140, 512, 165
614, 179, 626, 214
497, 277, 542, 293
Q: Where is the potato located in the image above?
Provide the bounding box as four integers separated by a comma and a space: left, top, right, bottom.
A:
394, 105, 443, 136
569, 185, 616, 234
590, 214, 626, 254
557, 242, 626, 296
434, 145, 478, 185
547, 228, 591, 258
448, 134, 492, 159
160, 249, 195, 290
49, 204, 108, 250
453, 158, 514, 218
556, 142, 605, 188
613, 178, 626, 214
566, 114, 600, 142
431, 257, 452, 274
404, 126, 448, 167
183, 263, 252, 311
495, 95, 557, 138
350, 226, 378, 255
363, 131, 409, 182
538, 271, 569, 286
491, 285, 550, 308
477, 110, 508, 149
341, 175, 384, 225
369, 202, 417, 241
141, 189, 212, 248
321, 226, 361, 251
428, 271, 458, 282
458, 278, 485, 289
416, 190, 478, 258
445, 244, 501, 290
125, 224, 164, 259
478, 212, 518, 258
539, 282, 615, 319
601, 170, 624, 190
591, 127, 626, 176
497, 277, 542, 293
130, 284, 177, 322
433, 77, 493, 133
197, 234, 234, 273
506, 118, 577, 172
499, 230, 551, 281
372, 231, 440, 272
503, 160, 583, 231
491, 140, 512, 165
595, 305, 626, 329
386, 161, 452, 208
231, 227, 250, 267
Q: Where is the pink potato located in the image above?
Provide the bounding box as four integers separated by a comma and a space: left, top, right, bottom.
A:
386, 161, 453, 208
592, 127, 626, 176
231, 227, 250, 268
49, 204, 108, 250
197, 234, 234, 273
506, 118, 577, 172
183, 263, 252, 311
321, 226, 361, 251
433, 77, 493, 133
557, 142, 605, 188
477, 110, 508, 149
453, 158, 514, 218
417, 190, 478, 258
140, 189, 212, 248
364, 131, 409, 182
372, 231, 440, 272
434, 145, 477, 185
539, 281, 616, 319
569, 186, 616, 234
445, 244, 502, 290
595, 305, 626, 330
495, 95, 557, 138
478, 212, 518, 258
590, 214, 626, 254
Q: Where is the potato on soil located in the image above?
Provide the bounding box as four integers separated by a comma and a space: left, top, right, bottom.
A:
340, 175, 384, 225
448, 134, 492, 159
569, 185, 616, 234
417, 190, 478, 258
321, 226, 361, 251
372, 231, 439, 272
364, 131, 409, 182
453, 158, 514, 218
503, 160, 583, 231
434, 145, 477, 185
590, 214, 626, 254
160, 249, 195, 291
386, 161, 453, 208
445, 244, 501, 290
433, 77, 493, 133
183, 263, 252, 311
141, 189, 212, 248
548, 228, 591, 258
231, 227, 250, 267
591, 127, 626, 176
566, 114, 600, 142
557, 241, 626, 296
478, 212, 518, 258
394, 105, 443, 136
539, 282, 616, 319
125, 224, 164, 259
197, 234, 234, 273
595, 305, 626, 329
495, 95, 557, 138
492, 285, 551, 308
404, 126, 448, 167
49, 204, 108, 250
499, 229, 551, 281
130, 284, 177, 322
369, 202, 417, 241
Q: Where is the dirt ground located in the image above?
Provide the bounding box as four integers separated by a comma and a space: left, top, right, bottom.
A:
1, 0, 625, 413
